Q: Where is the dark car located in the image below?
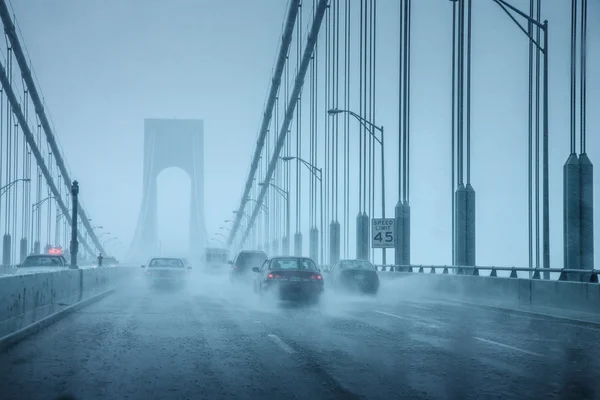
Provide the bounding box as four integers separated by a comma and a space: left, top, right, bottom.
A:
329, 259, 379, 295
229, 250, 268, 283
252, 257, 324, 302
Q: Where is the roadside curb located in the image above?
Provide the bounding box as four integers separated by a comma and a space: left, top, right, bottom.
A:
436, 297, 600, 328
0, 288, 115, 353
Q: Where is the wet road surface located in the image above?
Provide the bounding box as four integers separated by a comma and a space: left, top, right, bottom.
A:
1, 273, 599, 400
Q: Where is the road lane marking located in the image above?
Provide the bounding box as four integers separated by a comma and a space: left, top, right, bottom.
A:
474, 337, 546, 358
268, 334, 296, 354
373, 310, 438, 329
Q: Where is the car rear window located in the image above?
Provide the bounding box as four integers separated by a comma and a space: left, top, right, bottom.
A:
340, 261, 375, 270
149, 258, 184, 268
207, 253, 228, 263
270, 259, 318, 271
236, 252, 267, 268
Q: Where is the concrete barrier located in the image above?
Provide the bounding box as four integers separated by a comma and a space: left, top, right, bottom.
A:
0, 267, 137, 341
378, 271, 600, 315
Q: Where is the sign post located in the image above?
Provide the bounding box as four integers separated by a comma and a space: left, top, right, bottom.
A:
371, 218, 395, 249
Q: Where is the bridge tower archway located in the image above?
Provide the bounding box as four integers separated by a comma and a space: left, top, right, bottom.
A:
128, 119, 206, 262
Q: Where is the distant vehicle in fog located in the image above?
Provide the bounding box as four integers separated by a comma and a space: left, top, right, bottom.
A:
252, 256, 324, 303
229, 250, 267, 283
141, 257, 191, 288
203, 247, 229, 273
329, 259, 379, 295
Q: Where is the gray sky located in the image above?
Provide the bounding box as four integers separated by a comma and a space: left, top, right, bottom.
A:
8, 0, 599, 267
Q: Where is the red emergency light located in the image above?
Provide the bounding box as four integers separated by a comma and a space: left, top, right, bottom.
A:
48, 247, 63, 255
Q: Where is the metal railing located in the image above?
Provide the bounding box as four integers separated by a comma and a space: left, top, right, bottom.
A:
320, 264, 599, 283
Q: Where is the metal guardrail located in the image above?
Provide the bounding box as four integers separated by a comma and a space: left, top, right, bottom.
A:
319, 264, 599, 283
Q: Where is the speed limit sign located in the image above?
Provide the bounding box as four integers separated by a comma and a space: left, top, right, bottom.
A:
371, 218, 395, 248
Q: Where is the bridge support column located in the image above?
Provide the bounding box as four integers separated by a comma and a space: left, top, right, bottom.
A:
395, 201, 411, 266
564, 154, 580, 278
454, 184, 467, 268
580, 154, 594, 271
33, 240, 40, 255
465, 184, 476, 267
356, 213, 363, 260
2, 234, 11, 266
272, 240, 279, 257
309, 227, 318, 263
19, 238, 27, 263
453, 183, 476, 270
564, 153, 594, 281
294, 232, 302, 257
70, 181, 79, 269
329, 221, 340, 265
282, 236, 289, 256
361, 213, 370, 261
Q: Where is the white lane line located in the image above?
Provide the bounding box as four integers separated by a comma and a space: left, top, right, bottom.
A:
373, 310, 438, 329
474, 337, 546, 358
267, 334, 296, 354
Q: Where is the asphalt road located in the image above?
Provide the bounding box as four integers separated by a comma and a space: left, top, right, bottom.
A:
1, 273, 599, 400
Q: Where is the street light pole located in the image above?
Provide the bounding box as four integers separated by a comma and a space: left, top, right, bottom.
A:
258, 182, 289, 256
491, 0, 550, 276
0, 178, 30, 197
70, 181, 79, 269
281, 156, 324, 264
328, 109, 386, 264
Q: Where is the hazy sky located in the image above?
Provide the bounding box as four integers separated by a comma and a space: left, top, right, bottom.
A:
7, 0, 599, 267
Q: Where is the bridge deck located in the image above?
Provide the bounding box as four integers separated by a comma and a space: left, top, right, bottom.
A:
1, 275, 598, 400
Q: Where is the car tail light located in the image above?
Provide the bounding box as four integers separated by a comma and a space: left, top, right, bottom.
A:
310, 274, 323, 280
267, 273, 281, 280
234, 266, 238, 270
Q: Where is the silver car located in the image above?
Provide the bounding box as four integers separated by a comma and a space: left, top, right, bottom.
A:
141, 257, 190, 287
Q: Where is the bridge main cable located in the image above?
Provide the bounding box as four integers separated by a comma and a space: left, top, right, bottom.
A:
0, 0, 106, 255
241, 0, 329, 245
227, 0, 301, 247
0, 61, 95, 256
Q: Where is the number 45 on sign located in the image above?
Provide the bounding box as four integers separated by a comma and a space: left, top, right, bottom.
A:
371, 218, 395, 248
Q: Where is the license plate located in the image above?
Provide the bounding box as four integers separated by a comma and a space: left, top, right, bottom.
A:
290, 277, 301, 282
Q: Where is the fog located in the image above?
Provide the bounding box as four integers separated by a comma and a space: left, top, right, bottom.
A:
0, 2, 598, 398
5, 1, 596, 269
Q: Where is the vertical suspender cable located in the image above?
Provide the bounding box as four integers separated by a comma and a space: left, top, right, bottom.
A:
369, 0, 377, 225
458, 0, 464, 187
535, 0, 541, 267
451, 0, 456, 263
363, 0, 367, 213
466, 0, 471, 184
335, 0, 340, 221
406, 0, 411, 201
359, 0, 363, 213
344, 0, 350, 257
570, 0, 576, 154
402, 0, 408, 201
399, 0, 403, 205
580, 0, 586, 154
367, 0, 373, 223
527, 0, 533, 270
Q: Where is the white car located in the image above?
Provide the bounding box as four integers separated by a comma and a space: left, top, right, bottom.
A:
141, 257, 191, 286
